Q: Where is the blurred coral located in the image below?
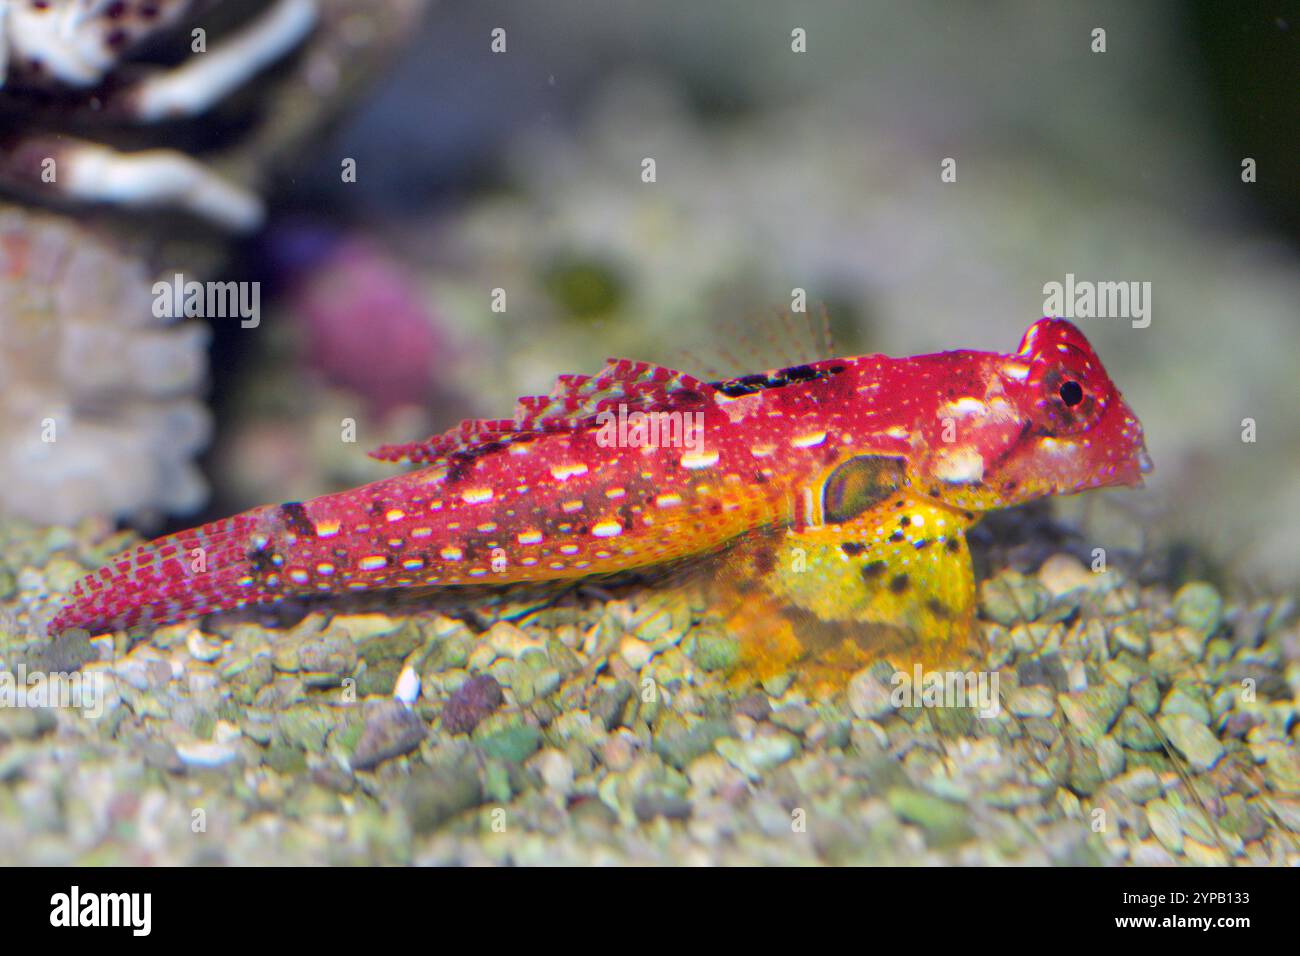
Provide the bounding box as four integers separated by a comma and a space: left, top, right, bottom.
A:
0, 206, 211, 525
275, 229, 449, 414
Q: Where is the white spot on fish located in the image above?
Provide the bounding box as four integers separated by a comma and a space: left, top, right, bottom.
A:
1003, 361, 1031, 381
550, 462, 589, 481
933, 447, 984, 484
681, 449, 719, 469
944, 397, 988, 417
359, 555, 389, 572
791, 430, 827, 448
461, 488, 493, 504
593, 520, 623, 538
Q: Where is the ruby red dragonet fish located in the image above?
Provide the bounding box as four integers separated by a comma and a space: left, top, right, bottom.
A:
51, 318, 1150, 669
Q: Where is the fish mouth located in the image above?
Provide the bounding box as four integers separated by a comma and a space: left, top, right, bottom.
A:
1117, 446, 1153, 489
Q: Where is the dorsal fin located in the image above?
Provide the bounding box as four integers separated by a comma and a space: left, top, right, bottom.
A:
370, 358, 716, 464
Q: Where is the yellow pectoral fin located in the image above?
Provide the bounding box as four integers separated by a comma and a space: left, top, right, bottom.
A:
762, 493, 977, 667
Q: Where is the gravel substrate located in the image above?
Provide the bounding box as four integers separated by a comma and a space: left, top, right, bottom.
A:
1, 517, 1296, 865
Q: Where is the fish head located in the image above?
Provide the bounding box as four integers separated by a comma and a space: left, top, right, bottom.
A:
978, 317, 1151, 506
904, 318, 1150, 512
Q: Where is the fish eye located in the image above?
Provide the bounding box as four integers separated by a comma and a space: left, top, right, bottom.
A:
1058, 380, 1084, 407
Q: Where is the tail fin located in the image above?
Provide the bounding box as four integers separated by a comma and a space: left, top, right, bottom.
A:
49, 508, 278, 636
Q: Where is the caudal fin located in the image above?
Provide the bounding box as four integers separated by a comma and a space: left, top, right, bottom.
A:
49, 508, 278, 636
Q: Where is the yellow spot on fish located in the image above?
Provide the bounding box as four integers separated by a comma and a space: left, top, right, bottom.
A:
562, 500, 584, 513
440, 546, 464, 561
477, 522, 498, 533
359, 555, 388, 572
402, 558, 425, 571
385, 508, 405, 522
655, 493, 683, 508
316, 562, 335, 575
461, 488, 493, 504
288, 569, 309, 584
315, 520, 341, 538
593, 520, 623, 538
518, 530, 544, 545
411, 527, 433, 539
605, 487, 626, 499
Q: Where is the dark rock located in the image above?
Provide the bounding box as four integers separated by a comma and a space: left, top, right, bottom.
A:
441, 675, 504, 734
352, 700, 427, 770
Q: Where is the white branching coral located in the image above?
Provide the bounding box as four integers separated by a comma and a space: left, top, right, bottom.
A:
0, 205, 210, 525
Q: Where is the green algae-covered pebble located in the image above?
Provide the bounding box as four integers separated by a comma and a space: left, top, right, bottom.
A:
1173, 582, 1223, 636
886, 787, 973, 847
1156, 713, 1224, 771
689, 630, 740, 672
1058, 684, 1125, 745
476, 723, 542, 763
980, 571, 1050, 626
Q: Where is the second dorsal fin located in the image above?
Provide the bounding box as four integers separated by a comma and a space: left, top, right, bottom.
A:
370, 358, 716, 464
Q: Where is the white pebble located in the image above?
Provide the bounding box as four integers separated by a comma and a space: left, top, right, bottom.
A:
393, 665, 421, 705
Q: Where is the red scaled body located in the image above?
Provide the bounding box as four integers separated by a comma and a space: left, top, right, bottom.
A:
51, 318, 1150, 636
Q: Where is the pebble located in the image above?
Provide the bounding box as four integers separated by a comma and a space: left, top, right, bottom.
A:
477, 723, 543, 763
980, 571, 1050, 625
847, 668, 895, 720
715, 730, 799, 780
175, 741, 239, 768
1109, 767, 1161, 804
1058, 685, 1125, 745
1007, 685, 1056, 719
689, 630, 740, 672
393, 665, 421, 705
185, 630, 223, 663
351, 700, 427, 770
1146, 799, 1184, 855
1173, 582, 1224, 636
1157, 713, 1224, 771
441, 675, 504, 735
886, 787, 973, 847
529, 748, 575, 795
618, 636, 654, 671
487, 621, 547, 660
1037, 553, 1096, 596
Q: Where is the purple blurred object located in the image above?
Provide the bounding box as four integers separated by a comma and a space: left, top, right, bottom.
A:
280, 229, 447, 414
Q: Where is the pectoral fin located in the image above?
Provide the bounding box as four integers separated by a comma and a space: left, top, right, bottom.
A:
721, 493, 977, 682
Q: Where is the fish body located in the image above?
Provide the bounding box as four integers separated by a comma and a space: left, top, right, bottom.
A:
51, 318, 1150, 639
